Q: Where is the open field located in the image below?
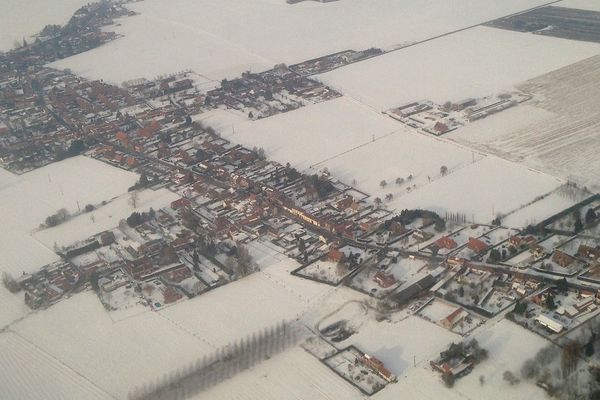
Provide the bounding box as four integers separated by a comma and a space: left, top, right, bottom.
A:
33, 188, 179, 249
319, 26, 600, 111
220, 96, 400, 170
450, 55, 600, 189
51, 0, 556, 84
190, 347, 362, 400
10, 292, 214, 399
0, 0, 90, 51
0, 332, 112, 400
0, 156, 138, 277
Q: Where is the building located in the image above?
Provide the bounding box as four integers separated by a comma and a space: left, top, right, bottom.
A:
360, 354, 396, 383
468, 237, 488, 254
436, 236, 457, 250
535, 314, 564, 334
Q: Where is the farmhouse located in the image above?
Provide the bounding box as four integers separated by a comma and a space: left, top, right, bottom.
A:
468, 237, 488, 254
436, 236, 458, 250
535, 314, 564, 334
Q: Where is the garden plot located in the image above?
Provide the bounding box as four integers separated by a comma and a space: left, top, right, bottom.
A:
437, 270, 521, 316
418, 299, 484, 336
323, 346, 392, 395
349, 255, 429, 298
319, 26, 600, 111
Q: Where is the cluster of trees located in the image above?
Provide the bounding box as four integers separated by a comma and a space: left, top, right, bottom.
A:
54, 139, 86, 161
305, 174, 334, 199
225, 244, 256, 278
128, 173, 155, 192
1, 272, 20, 293
45, 208, 70, 227
129, 322, 298, 400
125, 208, 156, 228
386, 209, 446, 232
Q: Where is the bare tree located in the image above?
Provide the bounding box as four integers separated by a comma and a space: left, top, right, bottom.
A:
129, 191, 139, 209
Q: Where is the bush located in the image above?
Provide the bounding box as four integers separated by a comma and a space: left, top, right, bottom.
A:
126, 212, 144, 227
2, 272, 20, 293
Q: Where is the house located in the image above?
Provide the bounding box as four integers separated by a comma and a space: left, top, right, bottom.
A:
578, 245, 600, 260
327, 248, 346, 263
171, 198, 191, 210
441, 308, 467, 329
552, 250, 575, 268
535, 314, 564, 334
468, 237, 488, 254
530, 244, 546, 259
360, 354, 396, 383
432, 122, 450, 134
374, 271, 396, 288
436, 236, 457, 250
509, 235, 536, 248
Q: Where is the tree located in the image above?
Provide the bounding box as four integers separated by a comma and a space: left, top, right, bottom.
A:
84, 204, 95, 212
374, 197, 382, 207
1, 272, 19, 293
129, 191, 139, 209
126, 212, 144, 227
556, 277, 568, 293
586, 208, 597, 224
545, 294, 556, 310
395, 177, 404, 185
440, 165, 448, 176
67, 139, 85, 156
380, 180, 387, 189
514, 300, 528, 315
503, 370, 519, 385
561, 340, 580, 377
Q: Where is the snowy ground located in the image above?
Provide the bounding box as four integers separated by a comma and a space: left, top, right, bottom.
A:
319, 26, 600, 111
32, 188, 179, 249
0, 0, 90, 51
218, 96, 400, 171
450, 55, 600, 189
191, 346, 362, 400
51, 0, 555, 84
0, 157, 138, 278
9, 291, 214, 399
160, 256, 333, 348
0, 331, 112, 400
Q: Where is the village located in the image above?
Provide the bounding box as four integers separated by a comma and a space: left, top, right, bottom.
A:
3, 2, 600, 399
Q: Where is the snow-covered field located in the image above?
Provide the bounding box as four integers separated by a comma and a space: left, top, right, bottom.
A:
191, 347, 362, 400
0, 157, 138, 277
10, 291, 214, 399
390, 157, 562, 223
160, 256, 333, 348
33, 188, 179, 249
0, 0, 90, 51
219, 96, 400, 170
0, 332, 112, 400
51, 0, 555, 84
319, 26, 600, 111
